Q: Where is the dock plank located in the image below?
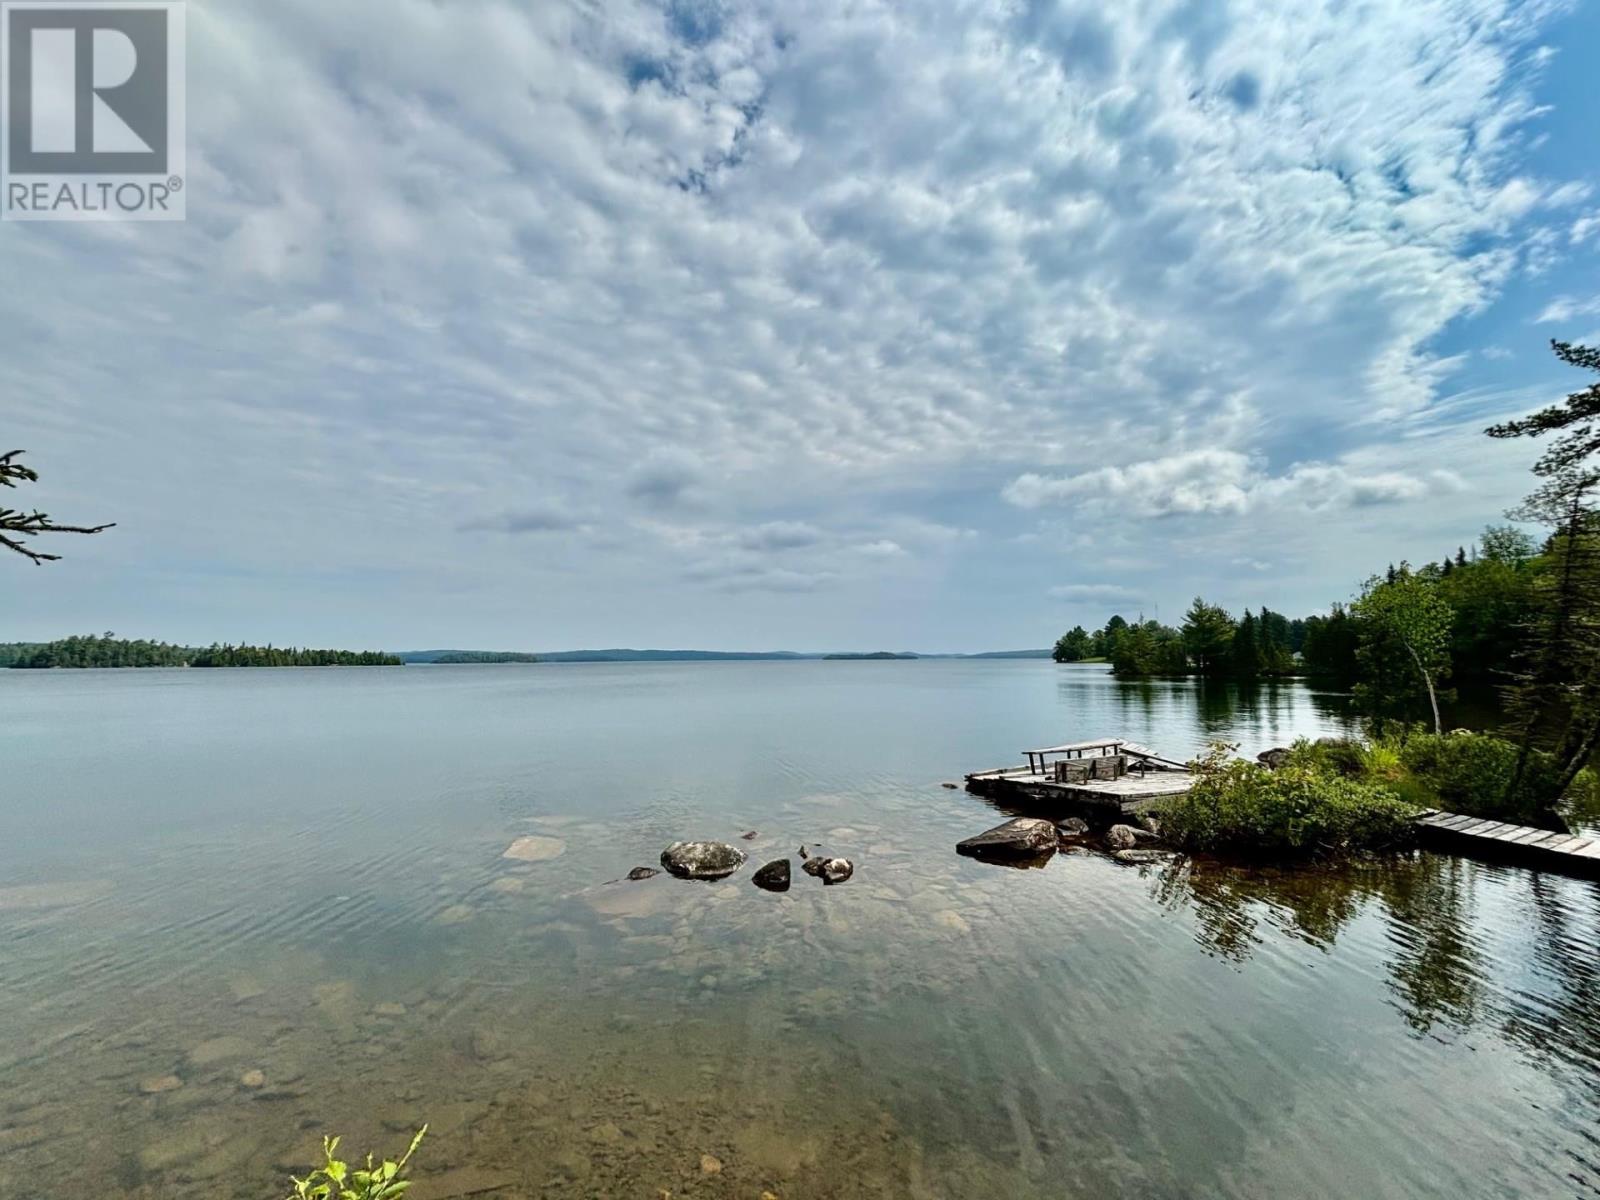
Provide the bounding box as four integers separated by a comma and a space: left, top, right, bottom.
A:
1414, 809, 1600, 879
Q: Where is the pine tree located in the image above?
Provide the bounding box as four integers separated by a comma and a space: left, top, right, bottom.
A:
1231, 610, 1262, 679
0, 451, 113, 563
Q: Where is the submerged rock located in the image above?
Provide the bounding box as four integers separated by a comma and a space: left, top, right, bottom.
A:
1055, 817, 1090, 838
660, 841, 747, 881
752, 859, 791, 892
138, 1074, 183, 1095
935, 910, 971, 934
956, 817, 1058, 861
1111, 849, 1167, 866
1104, 824, 1141, 851
700, 1154, 723, 1175
626, 866, 660, 881
502, 835, 566, 863
187, 1035, 252, 1067
740, 830, 760, 840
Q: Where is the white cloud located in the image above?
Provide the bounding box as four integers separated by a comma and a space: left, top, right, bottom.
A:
855, 539, 908, 558
1004, 451, 1462, 518
1535, 295, 1600, 325
1048, 583, 1142, 602
0, 0, 1586, 647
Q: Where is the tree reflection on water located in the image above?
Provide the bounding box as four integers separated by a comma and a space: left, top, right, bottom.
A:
1149, 850, 1600, 1093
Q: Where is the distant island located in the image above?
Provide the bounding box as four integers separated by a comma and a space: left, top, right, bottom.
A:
419, 651, 539, 664
402, 647, 1051, 662
2, 639, 1058, 669
4, 634, 401, 668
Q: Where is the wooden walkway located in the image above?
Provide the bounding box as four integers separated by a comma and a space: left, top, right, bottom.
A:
1415, 810, 1600, 878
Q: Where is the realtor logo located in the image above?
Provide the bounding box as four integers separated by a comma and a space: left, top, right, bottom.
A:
2, 1, 185, 220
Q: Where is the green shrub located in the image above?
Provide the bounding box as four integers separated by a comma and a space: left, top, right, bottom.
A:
287, 1127, 426, 1200
1161, 744, 1419, 858
1388, 730, 1597, 824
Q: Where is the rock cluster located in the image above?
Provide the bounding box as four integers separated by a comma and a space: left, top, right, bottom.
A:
648, 839, 855, 890
955, 814, 1175, 868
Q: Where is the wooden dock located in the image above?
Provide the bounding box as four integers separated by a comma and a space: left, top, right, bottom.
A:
1415, 810, 1600, 878
965, 738, 1196, 816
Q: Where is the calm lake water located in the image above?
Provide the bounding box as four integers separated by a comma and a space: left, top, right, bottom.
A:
1, 661, 1597, 1198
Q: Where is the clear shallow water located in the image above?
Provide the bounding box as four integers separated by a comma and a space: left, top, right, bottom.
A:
0, 661, 1596, 1199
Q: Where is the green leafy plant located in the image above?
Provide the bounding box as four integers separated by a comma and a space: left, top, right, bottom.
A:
1159, 743, 1419, 858
287, 1126, 426, 1200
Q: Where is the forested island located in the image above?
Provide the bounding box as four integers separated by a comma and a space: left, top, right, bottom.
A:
3, 634, 401, 668
427, 651, 539, 664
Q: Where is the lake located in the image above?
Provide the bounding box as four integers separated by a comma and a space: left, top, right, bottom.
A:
1, 661, 1596, 1198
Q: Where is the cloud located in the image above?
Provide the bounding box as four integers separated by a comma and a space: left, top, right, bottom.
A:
626, 450, 704, 509
1048, 583, 1142, 602
1535, 295, 1600, 325
458, 505, 583, 534
680, 559, 836, 593
735, 521, 823, 552
0, 0, 1587, 648
1004, 450, 1461, 518
1004, 451, 1256, 516
854, 539, 908, 558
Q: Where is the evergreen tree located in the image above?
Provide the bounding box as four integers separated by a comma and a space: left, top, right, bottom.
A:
1181, 598, 1235, 676
1487, 341, 1600, 475
1231, 610, 1263, 679
0, 451, 113, 564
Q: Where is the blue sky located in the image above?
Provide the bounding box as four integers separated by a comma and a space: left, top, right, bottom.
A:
4, 0, 1599, 652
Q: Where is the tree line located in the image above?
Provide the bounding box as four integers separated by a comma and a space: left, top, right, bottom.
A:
1053, 523, 1536, 704
1052, 340, 1600, 817
6, 633, 402, 668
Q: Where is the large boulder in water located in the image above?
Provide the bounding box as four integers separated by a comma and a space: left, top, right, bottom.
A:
752, 859, 791, 892
1104, 824, 1141, 850
956, 818, 1058, 862
660, 841, 747, 881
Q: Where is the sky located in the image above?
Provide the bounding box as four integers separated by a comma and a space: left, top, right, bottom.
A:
4, 0, 1600, 652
